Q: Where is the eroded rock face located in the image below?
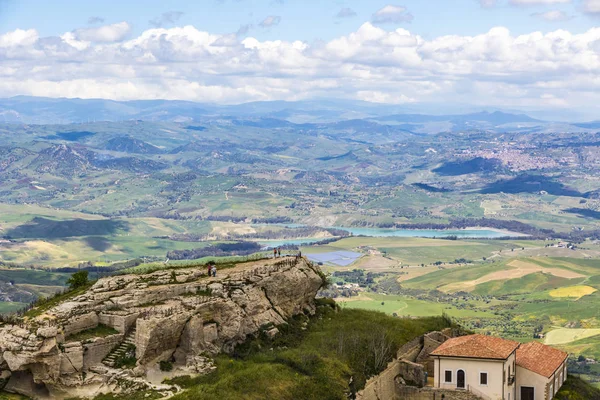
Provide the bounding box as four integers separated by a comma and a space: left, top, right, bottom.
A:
0, 257, 323, 399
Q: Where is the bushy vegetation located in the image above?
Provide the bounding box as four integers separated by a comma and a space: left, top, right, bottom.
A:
159, 360, 173, 372
556, 376, 600, 400
166, 301, 453, 400
67, 271, 89, 290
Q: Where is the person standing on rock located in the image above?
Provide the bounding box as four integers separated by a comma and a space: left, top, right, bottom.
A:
207, 263, 212, 276
277, 247, 281, 258
211, 265, 217, 277
274, 248, 277, 258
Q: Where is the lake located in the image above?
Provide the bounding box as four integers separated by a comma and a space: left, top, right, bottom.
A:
256, 227, 523, 248
332, 227, 521, 239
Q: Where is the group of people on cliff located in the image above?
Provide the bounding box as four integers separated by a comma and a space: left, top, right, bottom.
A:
273, 247, 302, 259
207, 262, 217, 277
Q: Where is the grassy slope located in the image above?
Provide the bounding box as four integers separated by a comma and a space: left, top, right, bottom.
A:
168, 302, 452, 400
556, 376, 600, 399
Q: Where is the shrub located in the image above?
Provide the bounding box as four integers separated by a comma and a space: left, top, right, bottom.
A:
67, 271, 89, 290
159, 360, 173, 372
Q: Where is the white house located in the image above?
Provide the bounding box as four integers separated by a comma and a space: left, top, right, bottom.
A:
431, 334, 519, 400
430, 334, 568, 400
515, 341, 568, 400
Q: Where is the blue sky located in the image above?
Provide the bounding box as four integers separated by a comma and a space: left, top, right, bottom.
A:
1, 0, 597, 41
0, 0, 600, 117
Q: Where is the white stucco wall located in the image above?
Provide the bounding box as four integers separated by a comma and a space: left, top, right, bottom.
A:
516, 365, 548, 400
434, 356, 514, 400
515, 360, 567, 400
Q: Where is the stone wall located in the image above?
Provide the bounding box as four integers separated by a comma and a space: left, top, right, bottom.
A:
397, 386, 483, 400
82, 334, 124, 369
417, 331, 450, 376
356, 359, 426, 400
357, 359, 403, 400
98, 312, 139, 333
397, 336, 424, 362
63, 312, 99, 337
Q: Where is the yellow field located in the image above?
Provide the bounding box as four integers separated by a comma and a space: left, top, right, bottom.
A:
545, 328, 600, 345
550, 285, 597, 300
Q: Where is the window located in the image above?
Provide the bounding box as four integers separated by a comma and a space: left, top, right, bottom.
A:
444, 370, 452, 383
480, 372, 488, 386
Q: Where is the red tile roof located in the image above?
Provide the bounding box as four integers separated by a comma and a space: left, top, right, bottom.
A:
516, 341, 568, 378
430, 334, 520, 360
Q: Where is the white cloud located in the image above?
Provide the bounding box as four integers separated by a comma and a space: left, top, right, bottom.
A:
0, 29, 39, 48
73, 22, 131, 43
372, 5, 414, 24
583, 0, 600, 14
2, 23, 600, 111
531, 10, 574, 20
509, 0, 571, 5
259, 16, 281, 27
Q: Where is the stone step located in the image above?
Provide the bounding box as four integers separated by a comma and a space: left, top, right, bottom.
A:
102, 329, 138, 367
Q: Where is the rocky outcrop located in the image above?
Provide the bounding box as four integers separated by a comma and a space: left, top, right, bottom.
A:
0, 257, 323, 399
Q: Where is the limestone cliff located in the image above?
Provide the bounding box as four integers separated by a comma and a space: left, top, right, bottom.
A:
0, 257, 324, 399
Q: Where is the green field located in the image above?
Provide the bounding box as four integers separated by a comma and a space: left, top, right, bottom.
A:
0, 302, 28, 314
338, 293, 498, 319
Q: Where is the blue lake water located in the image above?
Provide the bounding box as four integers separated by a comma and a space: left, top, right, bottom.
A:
257, 238, 328, 248
256, 227, 522, 248
332, 227, 518, 239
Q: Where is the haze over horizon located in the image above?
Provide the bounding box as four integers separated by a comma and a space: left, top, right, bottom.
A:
1, 0, 600, 119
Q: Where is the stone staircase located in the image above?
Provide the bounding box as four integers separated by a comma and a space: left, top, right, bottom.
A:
103, 328, 136, 367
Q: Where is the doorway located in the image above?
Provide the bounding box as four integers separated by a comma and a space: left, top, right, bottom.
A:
457, 370, 466, 389
521, 386, 534, 400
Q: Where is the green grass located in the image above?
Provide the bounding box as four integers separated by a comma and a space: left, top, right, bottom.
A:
0, 392, 29, 400
66, 323, 119, 342
338, 293, 498, 319
0, 269, 69, 286
166, 303, 453, 400
0, 302, 28, 314
556, 376, 600, 400
402, 263, 505, 290
472, 273, 579, 296
24, 282, 95, 318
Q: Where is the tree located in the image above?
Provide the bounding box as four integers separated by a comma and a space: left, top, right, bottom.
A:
67, 271, 89, 290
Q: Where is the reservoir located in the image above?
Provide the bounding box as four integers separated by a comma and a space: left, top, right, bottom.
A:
257, 227, 524, 247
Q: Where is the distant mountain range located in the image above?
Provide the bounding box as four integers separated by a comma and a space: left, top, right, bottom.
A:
0, 96, 598, 134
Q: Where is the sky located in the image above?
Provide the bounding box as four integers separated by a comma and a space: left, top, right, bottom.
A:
1, 0, 600, 116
